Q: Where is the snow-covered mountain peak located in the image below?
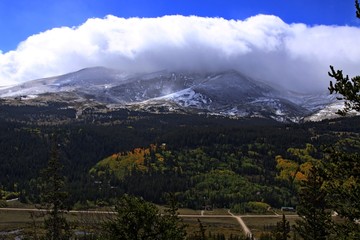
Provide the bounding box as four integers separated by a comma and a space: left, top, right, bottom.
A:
0, 67, 339, 122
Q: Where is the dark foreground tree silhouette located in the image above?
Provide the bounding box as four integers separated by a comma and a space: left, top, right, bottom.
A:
39, 141, 72, 240
323, 147, 360, 239
272, 214, 290, 240
101, 194, 186, 240
328, 65, 360, 115
323, 2, 360, 239
328, 0, 360, 115
294, 166, 332, 240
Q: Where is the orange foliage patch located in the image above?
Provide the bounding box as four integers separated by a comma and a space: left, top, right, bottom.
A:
294, 171, 307, 181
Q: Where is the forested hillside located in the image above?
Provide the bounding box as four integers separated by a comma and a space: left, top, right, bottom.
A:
0, 101, 359, 211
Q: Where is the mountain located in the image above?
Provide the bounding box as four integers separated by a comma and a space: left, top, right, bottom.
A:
0, 67, 337, 122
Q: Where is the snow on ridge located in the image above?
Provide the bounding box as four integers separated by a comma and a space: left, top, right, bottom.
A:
145, 88, 211, 108
304, 101, 359, 122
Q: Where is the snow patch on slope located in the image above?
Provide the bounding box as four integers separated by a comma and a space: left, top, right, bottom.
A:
304, 101, 360, 121
156, 88, 212, 108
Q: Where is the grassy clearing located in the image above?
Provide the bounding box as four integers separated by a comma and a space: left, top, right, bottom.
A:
176, 208, 202, 215
0, 206, 306, 239
7, 201, 35, 209
203, 208, 230, 215
242, 215, 300, 239
0, 207, 243, 236
0, 210, 40, 231
183, 217, 244, 238
273, 209, 298, 215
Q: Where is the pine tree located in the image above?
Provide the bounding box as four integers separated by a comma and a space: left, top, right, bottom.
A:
101, 194, 186, 240
328, 65, 360, 115
325, 2, 360, 238
196, 219, 207, 240
159, 193, 187, 240
272, 214, 290, 240
40, 141, 72, 240
328, 0, 360, 115
322, 148, 360, 239
294, 166, 331, 240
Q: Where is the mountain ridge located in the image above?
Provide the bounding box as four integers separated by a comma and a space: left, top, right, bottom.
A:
0, 67, 338, 123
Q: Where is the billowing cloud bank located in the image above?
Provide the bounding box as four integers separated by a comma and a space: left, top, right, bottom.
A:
0, 14, 359, 92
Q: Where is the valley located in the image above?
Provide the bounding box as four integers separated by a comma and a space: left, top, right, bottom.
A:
0, 68, 358, 239
0, 95, 359, 238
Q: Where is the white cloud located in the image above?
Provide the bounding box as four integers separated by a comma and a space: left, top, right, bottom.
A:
0, 14, 359, 92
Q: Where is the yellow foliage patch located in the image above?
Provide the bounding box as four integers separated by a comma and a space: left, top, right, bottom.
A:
276, 156, 300, 182
91, 145, 167, 180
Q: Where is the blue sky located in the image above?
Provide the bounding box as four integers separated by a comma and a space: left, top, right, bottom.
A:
0, 0, 358, 52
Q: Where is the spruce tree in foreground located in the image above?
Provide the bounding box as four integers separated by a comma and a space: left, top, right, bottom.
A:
40, 141, 72, 240
323, 1, 360, 238
294, 166, 331, 240
272, 214, 290, 240
101, 194, 186, 240
328, 0, 360, 115
322, 148, 360, 239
